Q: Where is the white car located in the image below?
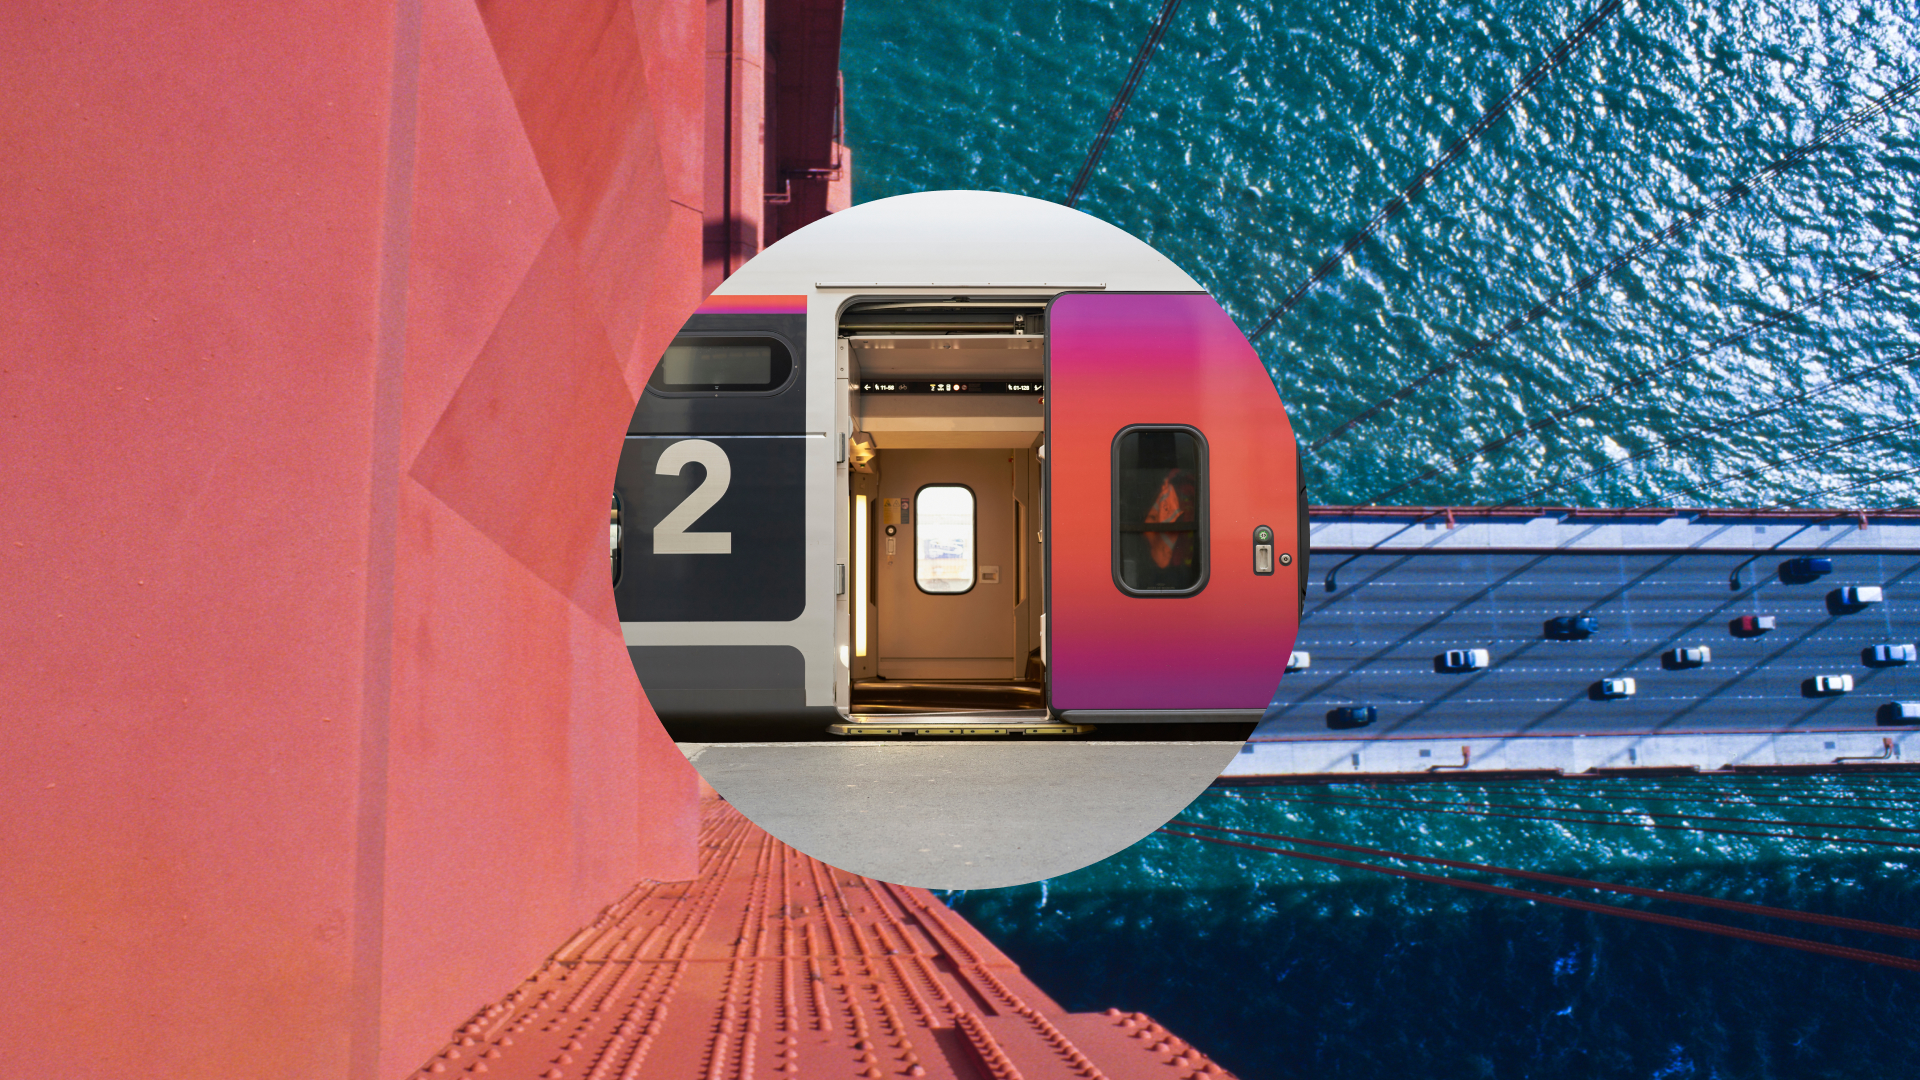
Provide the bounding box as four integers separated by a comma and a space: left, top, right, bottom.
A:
1868, 643, 1917, 665
1440, 648, 1490, 672
1833, 586, 1885, 607
1811, 674, 1854, 695
1286, 651, 1311, 672
1666, 646, 1712, 667
1595, 677, 1637, 699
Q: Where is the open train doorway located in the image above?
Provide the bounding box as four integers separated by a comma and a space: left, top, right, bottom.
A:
840, 299, 1054, 730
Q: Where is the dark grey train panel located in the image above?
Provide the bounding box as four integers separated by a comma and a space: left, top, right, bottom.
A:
614, 435, 807, 622
630, 314, 807, 435
629, 645, 824, 720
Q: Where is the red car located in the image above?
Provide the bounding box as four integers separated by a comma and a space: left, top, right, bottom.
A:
1731, 615, 1776, 635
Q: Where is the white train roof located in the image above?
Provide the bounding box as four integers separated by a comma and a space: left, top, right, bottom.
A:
715, 190, 1203, 296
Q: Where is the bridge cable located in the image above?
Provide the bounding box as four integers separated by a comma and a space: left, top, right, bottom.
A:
1496, 346, 1920, 507
1310, 69, 1920, 452
1269, 791, 1920, 839
1629, 415, 1920, 510
1064, 0, 1185, 209
1230, 778, 1920, 815
1759, 462, 1920, 511
1172, 821, 1920, 942
1361, 247, 1920, 505
1216, 790, 1920, 851
1160, 828, 1920, 973
1248, 0, 1629, 343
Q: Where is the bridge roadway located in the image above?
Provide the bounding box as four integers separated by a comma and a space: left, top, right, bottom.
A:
1258, 510, 1920, 740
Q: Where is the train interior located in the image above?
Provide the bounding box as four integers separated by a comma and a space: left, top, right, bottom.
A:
843, 299, 1050, 719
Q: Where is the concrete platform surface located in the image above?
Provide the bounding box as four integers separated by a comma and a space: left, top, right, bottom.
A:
681, 741, 1245, 889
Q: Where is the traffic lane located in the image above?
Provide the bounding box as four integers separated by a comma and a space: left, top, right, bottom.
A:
1265, 665, 1914, 732
1279, 550, 1920, 734
1301, 555, 1919, 654
1267, 651, 1920, 733
1278, 641, 1916, 733
1309, 569, 1916, 641
1309, 550, 1920, 607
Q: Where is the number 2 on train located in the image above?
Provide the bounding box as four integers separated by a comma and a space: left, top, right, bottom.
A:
653, 439, 732, 554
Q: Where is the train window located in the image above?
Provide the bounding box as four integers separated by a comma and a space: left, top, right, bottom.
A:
1112, 426, 1207, 596
647, 335, 794, 393
913, 484, 975, 594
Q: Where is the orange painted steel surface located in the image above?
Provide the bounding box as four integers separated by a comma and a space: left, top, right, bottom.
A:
0, 0, 842, 1074
410, 798, 1239, 1080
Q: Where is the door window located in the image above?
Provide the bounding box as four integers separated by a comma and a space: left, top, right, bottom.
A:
1113, 426, 1207, 595
914, 484, 976, 594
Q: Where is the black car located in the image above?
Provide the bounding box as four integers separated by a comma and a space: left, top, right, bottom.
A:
1327, 705, 1378, 729
1781, 556, 1834, 582
1544, 615, 1599, 640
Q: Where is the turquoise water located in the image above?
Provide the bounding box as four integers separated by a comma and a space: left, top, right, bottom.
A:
844, 0, 1920, 509
948, 779, 1920, 1079
842, 2, 1920, 1075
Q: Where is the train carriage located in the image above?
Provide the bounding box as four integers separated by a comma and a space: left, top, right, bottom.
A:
614, 191, 1306, 735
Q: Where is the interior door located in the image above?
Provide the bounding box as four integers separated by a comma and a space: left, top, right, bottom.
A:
874, 449, 1018, 680
1045, 291, 1303, 714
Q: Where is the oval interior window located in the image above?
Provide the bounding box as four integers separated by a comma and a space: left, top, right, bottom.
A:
914, 485, 975, 594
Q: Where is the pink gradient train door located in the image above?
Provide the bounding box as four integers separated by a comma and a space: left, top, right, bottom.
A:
1045, 292, 1305, 720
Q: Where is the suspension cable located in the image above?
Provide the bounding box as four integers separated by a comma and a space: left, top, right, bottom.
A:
1247, 0, 1630, 342
1274, 790, 1920, 838
1628, 416, 1920, 510
1499, 346, 1920, 507
1362, 247, 1920, 505
1220, 776, 1920, 807
1218, 790, 1920, 851
1064, 0, 1185, 209
1309, 70, 1920, 451
1160, 828, 1920, 972
1759, 462, 1920, 510
1173, 821, 1920, 941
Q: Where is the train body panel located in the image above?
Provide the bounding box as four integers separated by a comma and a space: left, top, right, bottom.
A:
614, 191, 1304, 734
1047, 292, 1303, 719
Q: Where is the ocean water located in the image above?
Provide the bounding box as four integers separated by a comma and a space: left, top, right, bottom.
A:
840, 2, 1920, 1076
843, 0, 1920, 510
947, 779, 1920, 1079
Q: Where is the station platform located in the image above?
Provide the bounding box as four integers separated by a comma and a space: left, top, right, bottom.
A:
681, 740, 1244, 889
405, 797, 1234, 1080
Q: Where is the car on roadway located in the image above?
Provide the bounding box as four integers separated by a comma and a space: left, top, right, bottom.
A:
1438, 648, 1491, 673
1809, 674, 1854, 695
1878, 702, 1920, 725
1831, 585, 1885, 608
1593, 677, 1637, 699
1730, 614, 1776, 636
1544, 615, 1599, 640
1866, 643, 1917, 666
1665, 646, 1712, 668
1327, 705, 1377, 729
1287, 651, 1311, 672
1782, 556, 1834, 580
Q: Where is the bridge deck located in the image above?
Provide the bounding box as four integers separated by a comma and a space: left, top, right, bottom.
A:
1247, 509, 1920, 775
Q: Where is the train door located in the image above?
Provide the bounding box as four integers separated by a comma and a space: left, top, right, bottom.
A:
614, 297, 839, 734
840, 299, 1048, 718
1045, 291, 1305, 720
